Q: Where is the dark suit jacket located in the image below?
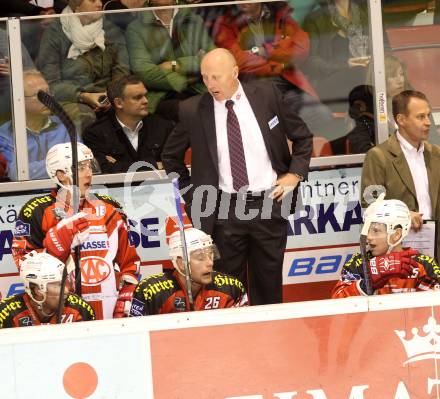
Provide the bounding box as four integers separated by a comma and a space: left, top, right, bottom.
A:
162, 81, 313, 234
83, 111, 174, 174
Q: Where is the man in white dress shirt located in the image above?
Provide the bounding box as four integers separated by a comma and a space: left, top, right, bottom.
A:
162, 48, 313, 305
83, 75, 174, 173
361, 90, 440, 260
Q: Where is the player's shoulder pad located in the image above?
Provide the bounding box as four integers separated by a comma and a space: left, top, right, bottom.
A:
93, 194, 128, 221
343, 252, 363, 268
94, 194, 124, 210
0, 294, 25, 323
135, 273, 176, 301
415, 254, 440, 278
211, 272, 246, 294
18, 194, 55, 222
0, 294, 24, 308
66, 294, 95, 319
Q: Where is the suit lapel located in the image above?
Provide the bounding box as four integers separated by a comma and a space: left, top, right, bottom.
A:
200, 94, 218, 173
242, 83, 274, 161
424, 143, 440, 215
113, 114, 138, 159
387, 135, 417, 199
120, 130, 138, 159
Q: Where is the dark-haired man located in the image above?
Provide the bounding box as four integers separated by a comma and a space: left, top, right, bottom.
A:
83, 75, 174, 173
361, 90, 440, 259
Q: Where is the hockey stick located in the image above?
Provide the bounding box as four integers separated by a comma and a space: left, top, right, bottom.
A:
359, 231, 373, 295
171, 178, 195, 311
37, 91, 82, 322
359, 193, 386, 296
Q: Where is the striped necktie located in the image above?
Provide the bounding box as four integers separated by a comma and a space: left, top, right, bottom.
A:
225, 99, 249, 191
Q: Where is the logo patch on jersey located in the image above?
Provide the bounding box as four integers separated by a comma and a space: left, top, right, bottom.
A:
18, 316, 33, 327
130, 298, 145, 317
81, 256, 112, 286
174, 297, 186, 311
342, 270, 361, 282
128, 232, 136, 247
79, 234, 110, 251
89, 225, 106, 233
95, 205, 106, 217
14, 220, 30, 237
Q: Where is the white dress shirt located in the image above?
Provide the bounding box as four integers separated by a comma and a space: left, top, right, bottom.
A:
30, 0, 53, 7
153, 9, 178, 36
396, 131, 432, 219
116, 116, 143, 152
213, 82, 277, 193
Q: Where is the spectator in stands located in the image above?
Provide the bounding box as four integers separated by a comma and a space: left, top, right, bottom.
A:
103, 0, 145, 31
214, 1, 333, 139
286, 0, 322, 25
0, 1, 68, 60
303, 0, 370, 112
0, 251, 95, 328
0, 154, 8, 181
0, 27, 35, 125
367, 54, 410, 130
186, 0, 228, 37
0, 0, 66, 16
38, 0, 130, 133
345, 84, 374, 154
340, 55, 414, 155
0, 70, 78, 180
83, 75, 174, 173
349, 55, 438, 154
436, 0, 440, 25
129, 228, 248, 315
332, 195, 440, 298
380, 55, 439, 146
125, 0, 215, 121
361, 90, 440, 260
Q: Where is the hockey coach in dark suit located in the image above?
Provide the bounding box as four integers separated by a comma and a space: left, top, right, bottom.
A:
162, 48, 313, 305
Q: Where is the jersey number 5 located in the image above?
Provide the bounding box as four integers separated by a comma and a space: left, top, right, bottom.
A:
205, 296, 220, 309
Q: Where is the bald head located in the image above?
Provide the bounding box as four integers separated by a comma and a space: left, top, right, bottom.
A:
202, 48, 237, 70
23, 70, 51, 116
201, 48, 239, 102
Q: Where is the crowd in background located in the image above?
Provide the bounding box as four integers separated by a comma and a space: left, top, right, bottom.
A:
0, 0, 439, 180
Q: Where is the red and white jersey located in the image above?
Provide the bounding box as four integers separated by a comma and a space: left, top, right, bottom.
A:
332, 251, 440, 298
12, 191, 140, 320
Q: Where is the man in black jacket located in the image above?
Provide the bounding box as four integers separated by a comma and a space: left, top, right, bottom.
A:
162, 48, 313, 305
83, 75, 174, 174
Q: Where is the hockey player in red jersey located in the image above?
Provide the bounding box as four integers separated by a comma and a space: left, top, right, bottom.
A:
130, 228, 248, 316
0, 251, 95, 328
332, 197, 440, 298
12, 143, 140, 319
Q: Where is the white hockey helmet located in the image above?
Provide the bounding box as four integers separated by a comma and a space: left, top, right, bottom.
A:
168, 228, 218, 270
20, 251, 68, 305
46, 142, 95, 188
363, 195, 411, 251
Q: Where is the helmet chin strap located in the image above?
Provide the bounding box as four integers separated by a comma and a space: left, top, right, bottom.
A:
30, 291, 46, 307
386, 234, 403, 254
173, 259, 193, 281
32, 293, 56, 318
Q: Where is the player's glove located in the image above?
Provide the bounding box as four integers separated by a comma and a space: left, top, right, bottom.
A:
113, 284, 137, 318
44, 212, 90, 262
368, 249, 419, 290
